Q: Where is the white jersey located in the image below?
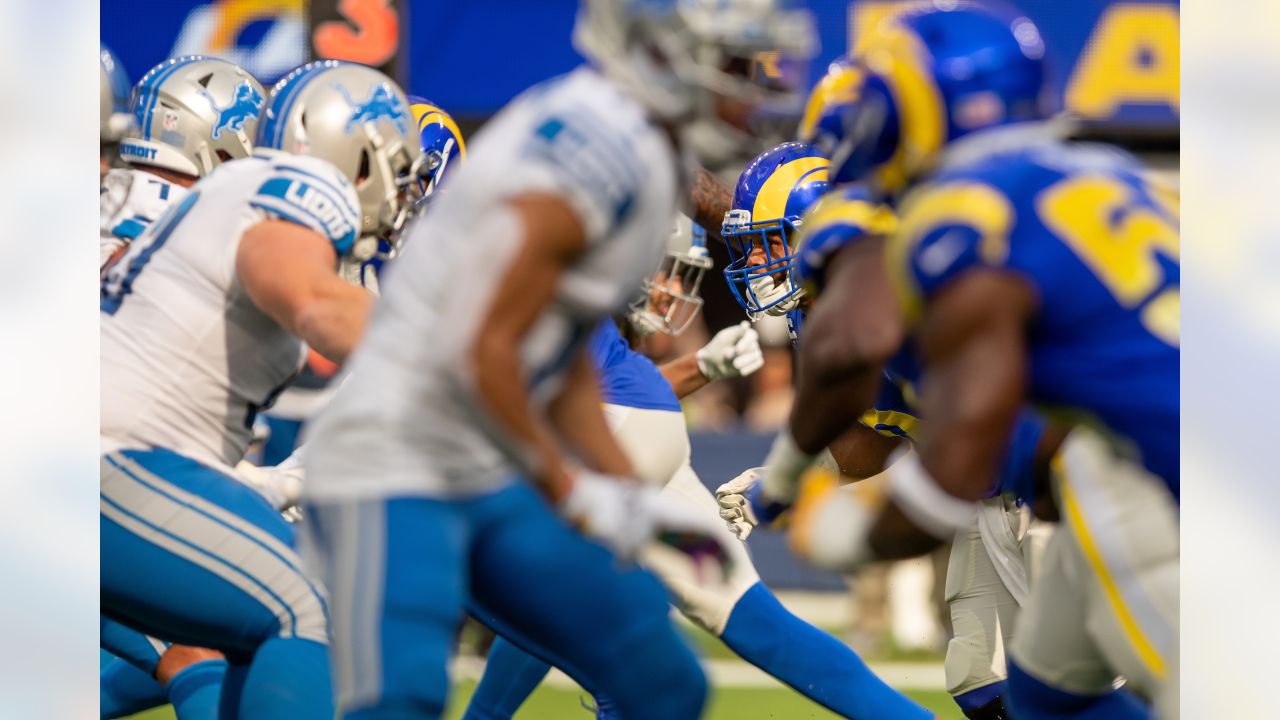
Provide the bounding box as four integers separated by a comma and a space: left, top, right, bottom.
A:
100, 167, 189, 270
101, 151, 362, 474
305, 67, 682, 500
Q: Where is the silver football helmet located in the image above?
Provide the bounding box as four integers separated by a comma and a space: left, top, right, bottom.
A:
121, 56, 264, 178
627, 213, 713, 336
100, 45, 132, 144
574, 0, 818, 166
257, 61, 428, 259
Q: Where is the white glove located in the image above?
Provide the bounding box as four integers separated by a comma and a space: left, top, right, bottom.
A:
561, 471, 735, 579
787, 475, 877, 573
235, 449, 305, 513
695, 321, 765, 381
715, 467, 763, 540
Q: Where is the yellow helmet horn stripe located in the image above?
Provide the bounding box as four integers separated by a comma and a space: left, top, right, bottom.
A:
410, 101, 467, 159
751, 157, 830, 224
798, 64, 865, 142
862, 23, 947, 192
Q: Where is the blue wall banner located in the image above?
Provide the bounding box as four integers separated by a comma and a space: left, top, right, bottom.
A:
101, 0, 1177, 131
101, 0, 308, 87
401, 0, 1177, 133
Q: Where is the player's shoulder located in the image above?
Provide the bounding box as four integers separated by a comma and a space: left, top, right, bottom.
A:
793, 183, 897, 295
888, 126, 1089, 316
100, 167, 191, 239
497, 67, 670, 242
239, 150, 362, 253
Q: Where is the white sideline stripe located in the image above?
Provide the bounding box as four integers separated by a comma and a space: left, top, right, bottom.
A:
450, 657, 946, 691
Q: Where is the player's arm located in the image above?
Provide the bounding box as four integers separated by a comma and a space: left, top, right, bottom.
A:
237, 219, 372, 364
749, 238, 904, 511
659, 321, 765, 398
688, 164, 734, 246
827, 424, 904, 480
547, 347, 634, 477
791, 269, 1036, 566
791, 237, 904, 455
466, 194, 589, 501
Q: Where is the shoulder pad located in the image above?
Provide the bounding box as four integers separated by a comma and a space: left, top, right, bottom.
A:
792, 185, 896, 297
248, 154, 362, 254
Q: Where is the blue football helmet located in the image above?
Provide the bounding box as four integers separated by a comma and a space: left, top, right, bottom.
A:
796, 56, 861, 156
827, 2, 1048, 193
721, 142, 830, 317
408, 96, 466, 205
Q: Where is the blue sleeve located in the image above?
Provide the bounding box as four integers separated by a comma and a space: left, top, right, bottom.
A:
886, 178, 1017, 323
792, 184, 895, 296
995, 410, 1045, 502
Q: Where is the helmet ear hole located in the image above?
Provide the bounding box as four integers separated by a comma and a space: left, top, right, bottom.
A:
215, 149, 233, 163
357, 149, 371, 186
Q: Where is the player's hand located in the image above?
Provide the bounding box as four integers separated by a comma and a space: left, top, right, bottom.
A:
715, 467, 763, 540
716, 466, 796, 540
695, 321, 765, 381
788, 470, 877, 573
562, 471, 735, 580
235, 459, 305, 512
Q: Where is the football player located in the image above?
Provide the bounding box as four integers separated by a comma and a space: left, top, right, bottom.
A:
752, 5, 1179, 719
101, 61, 428, 719
298, 1, 816, 717
99, 54, 267, 720
715, 76, 1057, 719
101, 56, 264, 273
463, 214, 934, 720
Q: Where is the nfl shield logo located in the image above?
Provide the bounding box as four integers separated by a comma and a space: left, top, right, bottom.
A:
162, 111, 180, 131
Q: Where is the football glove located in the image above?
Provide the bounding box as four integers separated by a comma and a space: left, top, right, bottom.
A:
695, 321, 765, 381
234, 448, 305, 513
561, 470, 735, 581
787, 470, 877, 572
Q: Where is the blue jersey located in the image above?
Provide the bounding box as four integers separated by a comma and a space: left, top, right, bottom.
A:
795, 180, 1046, 500
888, 128, 1179, 497
588, 320, 682, 412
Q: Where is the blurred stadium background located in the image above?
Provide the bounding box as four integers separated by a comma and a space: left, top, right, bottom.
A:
102, 1, 1177, 717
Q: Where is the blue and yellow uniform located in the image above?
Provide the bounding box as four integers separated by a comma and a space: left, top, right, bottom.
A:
794, 183, 1048, 502
886, 129, 1179, 498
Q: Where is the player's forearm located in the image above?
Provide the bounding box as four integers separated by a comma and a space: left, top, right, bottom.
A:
295, 287, 371, 365
547, 355, 634, 478
688, 165, 733, 246
659, 353, 709, 399
789, 341, 888, 456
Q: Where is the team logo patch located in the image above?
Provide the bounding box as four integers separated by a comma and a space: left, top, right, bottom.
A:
203, 80, 264, 140
338, 83, 410, 135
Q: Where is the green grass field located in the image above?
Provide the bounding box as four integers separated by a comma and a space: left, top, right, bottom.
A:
127, 679, 963, 719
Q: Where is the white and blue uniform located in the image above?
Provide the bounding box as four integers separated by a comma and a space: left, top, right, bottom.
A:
301, 67, 706, 720
466, 319, 933, 720
100, 150, 361, 720
100, 167, 189, 271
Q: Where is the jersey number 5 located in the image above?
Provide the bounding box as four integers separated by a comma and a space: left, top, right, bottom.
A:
1037, 176, 1179, 346
101, 191, 200, 315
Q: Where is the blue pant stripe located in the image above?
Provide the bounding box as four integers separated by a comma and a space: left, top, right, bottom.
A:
108, 453, 330, 627
101, 490, 300, 637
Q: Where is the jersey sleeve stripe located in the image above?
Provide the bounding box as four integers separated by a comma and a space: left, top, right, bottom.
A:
249, 199, 331, 238
271, 167, 360, 225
